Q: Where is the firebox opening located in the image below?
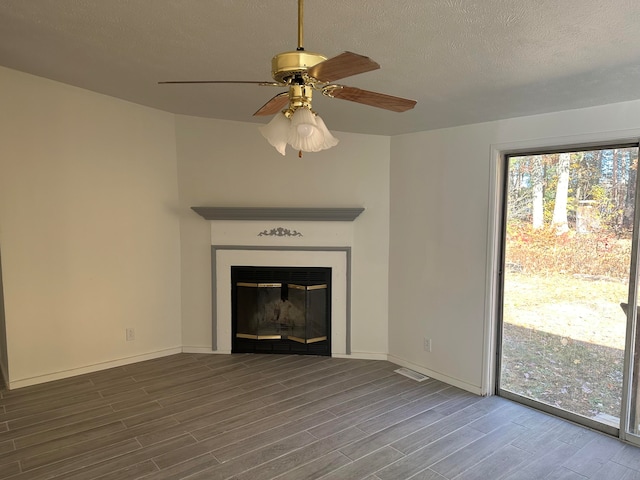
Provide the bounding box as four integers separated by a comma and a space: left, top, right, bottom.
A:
231, 266, 331, 356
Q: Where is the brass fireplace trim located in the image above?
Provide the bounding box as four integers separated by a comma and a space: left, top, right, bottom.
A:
288, 283, 327, 291
236, 282, 282, 288
236, 333, 283, 340
236, 333, 257, 340
289, 335, 328, 344
237, 333, 328, 343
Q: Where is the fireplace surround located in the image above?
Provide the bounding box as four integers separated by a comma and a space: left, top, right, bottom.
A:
213, 248, 348, 355
194, 206, 364, 357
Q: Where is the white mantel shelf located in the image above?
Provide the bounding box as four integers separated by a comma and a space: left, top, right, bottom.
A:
191, 207, 365, 222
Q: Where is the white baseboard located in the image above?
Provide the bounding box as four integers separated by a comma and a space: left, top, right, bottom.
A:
386, 355, 483, 396
181, 346, 230, 355
333, 352, 388, 361
181, 347, 387, 359
6, 346, 482, 395
7, 348, 480, 395
8, 347, 183, 390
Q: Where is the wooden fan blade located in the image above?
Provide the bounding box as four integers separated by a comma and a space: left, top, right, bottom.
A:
253, 92, 290, 116
307, 52, 380, 83
329, 86, 416, 112
158, 80, 278, 85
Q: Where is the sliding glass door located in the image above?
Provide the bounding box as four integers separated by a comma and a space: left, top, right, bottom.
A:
498, 144, 640, 438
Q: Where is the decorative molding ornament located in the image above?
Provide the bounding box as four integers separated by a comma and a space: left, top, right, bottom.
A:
258, 227, 303, 237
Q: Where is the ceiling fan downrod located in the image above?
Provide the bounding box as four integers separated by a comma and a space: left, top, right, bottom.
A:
297, 0, 304, 51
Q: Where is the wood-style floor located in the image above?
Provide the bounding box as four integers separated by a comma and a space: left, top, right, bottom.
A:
1, 354, 640, 480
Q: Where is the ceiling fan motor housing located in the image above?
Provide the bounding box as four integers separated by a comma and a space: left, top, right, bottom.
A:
271, 51, 327, 83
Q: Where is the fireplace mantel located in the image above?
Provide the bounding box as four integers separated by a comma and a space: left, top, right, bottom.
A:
196, 207, 357, 357
191, 207, 364, 222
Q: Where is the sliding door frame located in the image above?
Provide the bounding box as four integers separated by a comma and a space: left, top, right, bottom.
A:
487, 135, 640, 442
620, 141, 640, 444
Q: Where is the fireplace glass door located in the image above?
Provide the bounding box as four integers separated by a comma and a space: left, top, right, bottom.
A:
236, 282, 287, 340
287, 284, 327, 344
231, 266, 331, 355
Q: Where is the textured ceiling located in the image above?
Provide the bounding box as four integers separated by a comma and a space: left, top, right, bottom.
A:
2, 0, 640, 135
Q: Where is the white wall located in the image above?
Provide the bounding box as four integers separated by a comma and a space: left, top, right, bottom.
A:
175, 115, 390, 358
7, 61, 640, 395
0, 67, 183, 388
389, 99, 640, 394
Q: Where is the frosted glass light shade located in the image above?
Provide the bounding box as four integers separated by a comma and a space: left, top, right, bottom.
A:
315, 115, 339, 150
259, 112, 290, 156
288, 108, 325, 152
259, 107, 339, 155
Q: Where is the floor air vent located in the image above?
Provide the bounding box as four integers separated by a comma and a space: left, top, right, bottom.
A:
394, 367, 429, 382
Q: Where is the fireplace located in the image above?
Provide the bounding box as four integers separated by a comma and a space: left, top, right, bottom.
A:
231, 266, 331, 355
192, 204, 364, 357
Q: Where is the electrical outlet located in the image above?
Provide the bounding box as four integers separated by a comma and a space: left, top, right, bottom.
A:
126, 328, 135, 341
424, 337, 432, 352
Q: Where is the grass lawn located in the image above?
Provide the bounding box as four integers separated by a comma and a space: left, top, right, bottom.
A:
501, 273, 627, 420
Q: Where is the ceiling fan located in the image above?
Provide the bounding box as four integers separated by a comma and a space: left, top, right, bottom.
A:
159, 0, 417, 156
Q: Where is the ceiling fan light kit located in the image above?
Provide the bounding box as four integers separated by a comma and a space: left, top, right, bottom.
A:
160, 0, 416, 157
259, 82, 338, 157
260, 108, 338, 158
